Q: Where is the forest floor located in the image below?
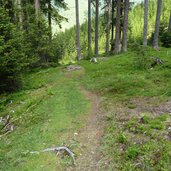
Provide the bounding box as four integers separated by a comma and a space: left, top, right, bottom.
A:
0, 48, 171, 170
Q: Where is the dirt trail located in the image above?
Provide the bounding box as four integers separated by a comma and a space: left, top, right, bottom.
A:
67, 87, 106, 171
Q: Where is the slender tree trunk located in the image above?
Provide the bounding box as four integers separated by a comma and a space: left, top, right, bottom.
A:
168, 11, 171, 32
6, 0, 15, 23
75, 0, 81, 60
95, 0, 99, 57
17, 0, 22, 24
143, 0, 148, 46
34, 0, 40, 18
48, 0, 52, 42
88, 0, 92, 58
114, 0, 121, 54
119, 0, 124, 40
23, 0, 28, 32
106, 0, 111, 56
153, 0, 162, 49
111, 0, 115, 51
122, 0, 129, 52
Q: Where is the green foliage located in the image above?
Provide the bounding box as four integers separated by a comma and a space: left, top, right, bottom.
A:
126, 145, 140, 159
150, 120, 164, 130
161, 31, 171, 47
132, 44, 151, 69
0, 7, 26, 91
0, 1, 68, 92
129, 0, 171, 42
117, 132, 127, 143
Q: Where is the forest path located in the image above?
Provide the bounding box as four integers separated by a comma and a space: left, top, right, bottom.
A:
64, 70, 106, 171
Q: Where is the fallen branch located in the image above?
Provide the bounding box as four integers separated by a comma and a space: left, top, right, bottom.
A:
30, 146, 76, 165
150, 56, 164, 67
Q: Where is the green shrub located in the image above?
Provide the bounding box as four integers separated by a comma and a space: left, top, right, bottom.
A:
117, 132, 127, 143
126, 145, 140, 159
161, 31, 171, 48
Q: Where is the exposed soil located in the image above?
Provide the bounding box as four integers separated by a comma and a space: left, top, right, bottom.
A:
67, 87, 106, 171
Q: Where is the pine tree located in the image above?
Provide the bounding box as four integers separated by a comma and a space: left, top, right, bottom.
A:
111, 0, 115, 51
34, 0, 40, 18
143, 0, 148, 46
75, 0, 81, 60
95, 0, 99, 57
88, 0, 92, 58
153, 0, 162, 49
122, 0, 129, 52
168, 10, 171, 32
114, 0, 121, 54
106, 0, 111, 56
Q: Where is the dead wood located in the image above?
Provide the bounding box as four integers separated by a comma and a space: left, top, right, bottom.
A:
150, 56, 164, 67
30, 146, 76, 165
65, 65, 83, 71
0, 115, 15, 137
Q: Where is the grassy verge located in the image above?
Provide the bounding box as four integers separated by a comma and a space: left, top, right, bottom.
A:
0, 68, 90, 171
81, 47, 171, 170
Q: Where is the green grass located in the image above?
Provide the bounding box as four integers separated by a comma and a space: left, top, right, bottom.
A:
0, 47, 171, 170
80, 47, 171, 170
81, 48, 171, 99
0, 68, 90, 171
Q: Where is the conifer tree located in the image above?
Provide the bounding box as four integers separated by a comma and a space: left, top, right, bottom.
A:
122, 0, 129, 52
143, 0, 148, 46
153, 0, 162, 49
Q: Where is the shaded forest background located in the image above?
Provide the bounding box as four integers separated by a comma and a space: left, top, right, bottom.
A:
0, 0, 171, 92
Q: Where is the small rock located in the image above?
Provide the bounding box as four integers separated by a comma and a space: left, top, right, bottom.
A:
90, 57, 97, 63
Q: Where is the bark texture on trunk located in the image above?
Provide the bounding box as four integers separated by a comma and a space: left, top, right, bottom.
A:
153, 0, 162, 49
48, 0, 52, 42
34, 0, 40, 18
106, 0, 111, 56
88, 0, 92, 58
143, 0, 148, 46
111, 0, 115, 51
17, 0, 22, 24
168, 11, 171, 32
23, 0, 28, 32
119, 0, 124, 40
75, 0, 81, 60
122, 0, 129, 52
95, 0, 99, 57
114, 0, 121, 54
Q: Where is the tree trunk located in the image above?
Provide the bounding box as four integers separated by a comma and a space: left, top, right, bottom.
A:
34, 0, 40, 18
122, 0, 129, 52
106, 0, 111, 56
119, 0, 124, 40
48, 0, 52, 42
17, 0, 22, 24
168, 11, 171, 32
6, 0, 15, 23
75, 0, 81, 61
88, 0, 92, 58
95, 0, 99, 57
143, 0, 148, 46
111, 0, 115, 51
153, 0, 162, 49
114, 0, 121, 54
23, 0, 28, 32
